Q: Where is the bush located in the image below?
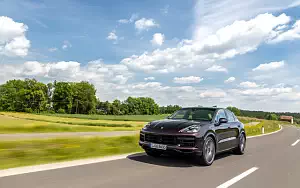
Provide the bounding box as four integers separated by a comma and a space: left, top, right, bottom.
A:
57, 108, 65, 114
24, 108, 33, 113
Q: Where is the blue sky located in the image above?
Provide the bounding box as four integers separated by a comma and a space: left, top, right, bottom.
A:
1, 0, 300, 112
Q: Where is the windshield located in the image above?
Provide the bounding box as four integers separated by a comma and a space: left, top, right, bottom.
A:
169, 108, 216, 121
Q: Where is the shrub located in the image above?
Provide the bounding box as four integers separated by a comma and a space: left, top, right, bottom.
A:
24, 108, 33, 113
57, 108, 65, 114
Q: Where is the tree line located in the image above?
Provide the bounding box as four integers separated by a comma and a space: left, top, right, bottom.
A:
0, 79, 180, 115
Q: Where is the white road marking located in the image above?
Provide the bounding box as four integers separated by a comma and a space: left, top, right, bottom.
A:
0, 153, 136, 178
291, 139, 300, 146
216, 167, 259, 188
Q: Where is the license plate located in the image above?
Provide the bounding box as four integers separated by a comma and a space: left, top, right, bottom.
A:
150, 143, 167, 150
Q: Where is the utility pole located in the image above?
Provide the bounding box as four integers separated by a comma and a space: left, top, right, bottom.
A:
76, 100, 79, 114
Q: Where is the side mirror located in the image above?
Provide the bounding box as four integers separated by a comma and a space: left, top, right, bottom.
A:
215, 118, 228, 126
219, 118, 228, 124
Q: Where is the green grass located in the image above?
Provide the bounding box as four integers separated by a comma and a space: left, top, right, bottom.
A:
41, 113, 169, 122
0, 115, 140, 133
245, 120, 281, 136
0, 135, 142, 169
0, 112, 146, 128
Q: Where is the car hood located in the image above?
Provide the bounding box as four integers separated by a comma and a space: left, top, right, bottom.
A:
146, 119, 209, 133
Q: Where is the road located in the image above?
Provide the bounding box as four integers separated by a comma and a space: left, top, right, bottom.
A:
1, 125, 300, 188
0, 131, 139, 140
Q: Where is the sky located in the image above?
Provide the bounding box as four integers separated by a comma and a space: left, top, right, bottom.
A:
1, 0, 300, 112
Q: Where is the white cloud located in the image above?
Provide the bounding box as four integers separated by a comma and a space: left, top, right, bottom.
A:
123, 13, 289, 73
253, 61, 285, 71
135, 18, 159, 31
0, 59, 132, 85
240, 81, 259, 88
144, 77, 155, 81
118, 14, 138, 24
224, 77, 236, 83
107, 30, 118, 41
151, 33, 165, 46
173, 76, 204, 84
239, 87, 292, 96
0, 16, 30, 57
270, 20, 300, 43
48, 47, 58, 52
199, 90, 227, 98
205, 65, 227, 72
193, 0, 300, 41
62, 40, 72, 50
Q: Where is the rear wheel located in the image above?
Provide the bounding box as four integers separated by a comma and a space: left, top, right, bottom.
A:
145, 150, 162, 157
234, 133, 246, 155
195, 136, 216, 166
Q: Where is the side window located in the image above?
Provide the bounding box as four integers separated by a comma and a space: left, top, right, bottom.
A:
215, 109, 226, 122
226, 110, 235, 122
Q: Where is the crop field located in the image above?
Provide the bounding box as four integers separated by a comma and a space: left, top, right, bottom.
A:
0, 112, 146, 127
0, 115, 141, 133
42, 113, 169, 122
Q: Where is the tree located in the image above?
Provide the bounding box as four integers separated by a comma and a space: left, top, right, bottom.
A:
265, 113, 278, 120
0, 79, 47, 112
227, 106, 241, 116
70, 82, 97, 114
52, 82, 73, 113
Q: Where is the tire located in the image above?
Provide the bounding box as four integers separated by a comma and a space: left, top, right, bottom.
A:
195, 136, 216, 166
145, 150, 162, 157
233, 133, 246, 155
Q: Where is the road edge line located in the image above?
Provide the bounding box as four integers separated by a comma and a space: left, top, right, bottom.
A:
247, 124, 282, 139
0, 153, 137, 178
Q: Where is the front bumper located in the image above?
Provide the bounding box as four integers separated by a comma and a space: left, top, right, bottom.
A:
139, 141, 203, 156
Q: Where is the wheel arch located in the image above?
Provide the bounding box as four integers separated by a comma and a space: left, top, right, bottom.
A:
204, 131, 217, 151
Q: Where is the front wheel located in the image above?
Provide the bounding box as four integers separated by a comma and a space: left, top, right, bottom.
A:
195, 136, 216, 166
233, 133, 246, 155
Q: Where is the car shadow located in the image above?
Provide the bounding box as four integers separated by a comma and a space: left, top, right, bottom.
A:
127, 152, 234, 168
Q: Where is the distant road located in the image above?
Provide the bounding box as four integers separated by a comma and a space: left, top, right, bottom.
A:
1, 125, 300, 188
0, 131, 139, 140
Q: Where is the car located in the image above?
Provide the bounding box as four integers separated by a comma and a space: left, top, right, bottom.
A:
139, 107, 246, 166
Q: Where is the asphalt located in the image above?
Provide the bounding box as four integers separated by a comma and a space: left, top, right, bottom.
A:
1, 125, 300, 188
0, 131, 139, 140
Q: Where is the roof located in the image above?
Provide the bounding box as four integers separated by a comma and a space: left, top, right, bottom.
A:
280, 116, 293, 120
181, 107, 221, 110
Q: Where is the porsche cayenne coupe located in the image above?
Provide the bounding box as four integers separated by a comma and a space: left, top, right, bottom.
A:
139, 107, 246, 166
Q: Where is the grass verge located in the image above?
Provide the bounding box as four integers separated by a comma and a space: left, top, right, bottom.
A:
0, 115, 140, 133
245, 120, 281, 136
0, 135, 142, 170
0, 112, 146, 128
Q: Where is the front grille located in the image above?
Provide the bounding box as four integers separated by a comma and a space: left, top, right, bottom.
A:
177, 136, 196, 147
143, 133, 196, 147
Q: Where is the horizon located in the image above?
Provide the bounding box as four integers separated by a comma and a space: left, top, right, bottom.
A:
1, 0, 300, 112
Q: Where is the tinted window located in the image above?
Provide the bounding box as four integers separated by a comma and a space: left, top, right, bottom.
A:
170, 108, 215, 121
215, 109, 226, 122
226, 110, 235, 122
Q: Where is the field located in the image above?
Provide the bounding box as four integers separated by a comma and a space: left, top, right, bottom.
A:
0, 135, 142, 169
0, 112, 283, 170
0, 114, 142, 134
42, 113, 169, 122
0, 112, 146, 128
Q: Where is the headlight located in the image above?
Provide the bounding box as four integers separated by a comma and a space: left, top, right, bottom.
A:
142, 123, 150, 130
179, 125, 200, 133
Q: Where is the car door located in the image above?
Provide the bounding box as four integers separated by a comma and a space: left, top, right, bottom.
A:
225, 110, 239, 148
214, 109, 231, 152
